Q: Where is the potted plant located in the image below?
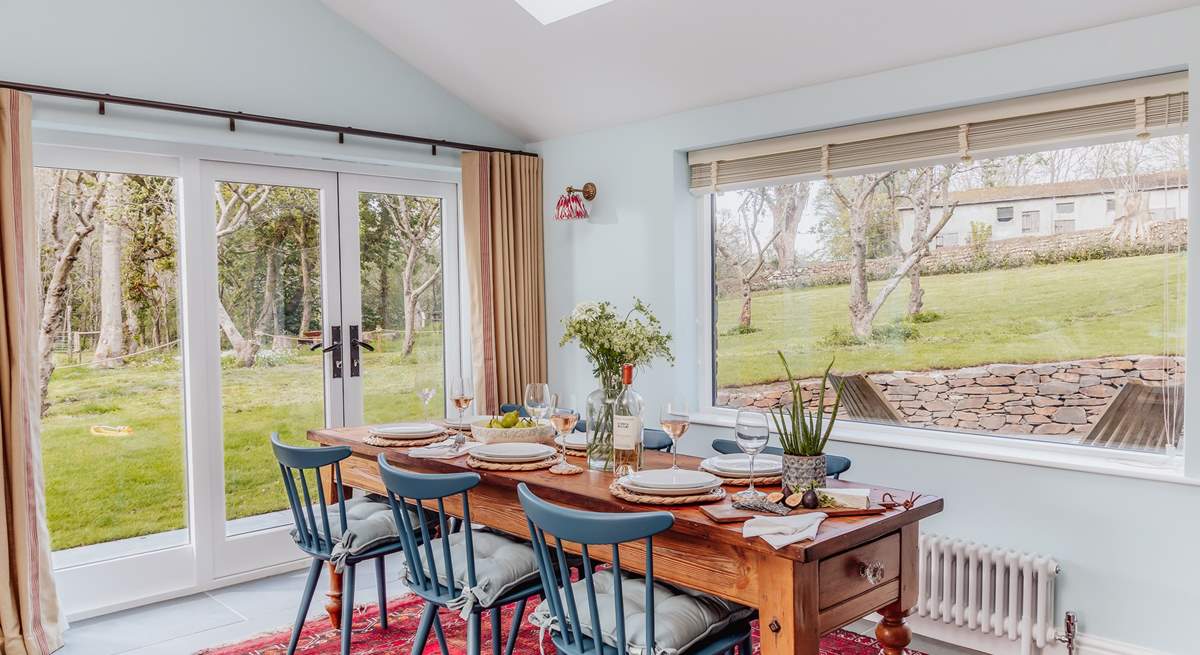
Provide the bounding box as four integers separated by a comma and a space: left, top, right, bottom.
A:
559, 299, 673, 470
769, 351, 844, 490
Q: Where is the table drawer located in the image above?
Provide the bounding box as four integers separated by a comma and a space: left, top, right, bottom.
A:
818, 532, 900, 610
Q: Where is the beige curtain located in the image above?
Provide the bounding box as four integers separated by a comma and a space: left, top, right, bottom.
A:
0, 89, 65, 655
461, 152, 546, 413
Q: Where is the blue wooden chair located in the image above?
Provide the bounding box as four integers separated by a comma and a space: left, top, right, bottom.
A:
377, 454, 545, 655
517, 483, 754, 655
272, 434, 409, 655
710, 438, 852, 479
641, 427, 674, 452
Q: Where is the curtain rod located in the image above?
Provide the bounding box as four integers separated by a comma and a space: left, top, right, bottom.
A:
0, 80, 534, 157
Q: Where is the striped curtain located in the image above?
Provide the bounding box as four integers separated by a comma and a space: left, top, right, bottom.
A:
461, 152, 547, 413
0, 88, 65, 655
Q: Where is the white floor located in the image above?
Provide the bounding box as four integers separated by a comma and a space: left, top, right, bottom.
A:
57, 555, 981, 655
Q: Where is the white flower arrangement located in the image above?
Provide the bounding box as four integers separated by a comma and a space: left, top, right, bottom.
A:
559, 298, 674, 389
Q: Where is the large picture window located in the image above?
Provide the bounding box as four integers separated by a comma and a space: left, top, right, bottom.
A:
709, 134, 1187, 454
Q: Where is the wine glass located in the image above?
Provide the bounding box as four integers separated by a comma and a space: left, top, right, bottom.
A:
659, 401, 691, 470
418, 386, 436, 422
548, 393, 583, 475
450, 375, 474, 432
524, 382, 551, 422
734, 409, 770, 501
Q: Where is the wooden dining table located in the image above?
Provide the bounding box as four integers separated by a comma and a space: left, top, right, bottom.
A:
307, 426, 943, 655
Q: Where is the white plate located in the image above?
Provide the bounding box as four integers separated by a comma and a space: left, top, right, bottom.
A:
623, 468, 720, 490
618, 476, 720, 497
554, 434, 588, 450
703, 454, 783, 476
471, 442, 557, 463
443, 416, 484, 429
369, 423, 443, 439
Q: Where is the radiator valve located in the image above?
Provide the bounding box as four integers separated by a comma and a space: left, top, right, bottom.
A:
1055, 611, 1077, 655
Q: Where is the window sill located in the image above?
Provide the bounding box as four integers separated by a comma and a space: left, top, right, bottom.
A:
690, 409, 1197, 487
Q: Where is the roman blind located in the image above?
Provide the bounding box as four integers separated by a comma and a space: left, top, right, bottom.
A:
689, 72, 1189, 193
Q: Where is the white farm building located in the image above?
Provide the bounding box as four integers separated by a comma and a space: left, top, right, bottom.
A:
898, 171, 1188, 250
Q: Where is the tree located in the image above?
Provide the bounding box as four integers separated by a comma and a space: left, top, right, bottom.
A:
214, 183, 271, 366
888, 165, 960, 317
37, 170, 110, 412
713, 190, 784, 331
376, 195, 442, 355
764, 183, 810, 271
93, 181, 127, 367
829, 173, 893, 339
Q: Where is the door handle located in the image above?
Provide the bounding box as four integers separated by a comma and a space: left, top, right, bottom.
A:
349, 325, 367, 378
316, 325, 343, 379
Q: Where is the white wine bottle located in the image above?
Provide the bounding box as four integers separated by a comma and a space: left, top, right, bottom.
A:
612, 363, 644, 476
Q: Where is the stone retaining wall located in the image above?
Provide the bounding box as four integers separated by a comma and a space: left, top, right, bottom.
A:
718, 219, 1188, 295
716, 355, 1184, 438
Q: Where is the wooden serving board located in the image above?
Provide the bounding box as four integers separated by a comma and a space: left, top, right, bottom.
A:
700, 503, 888, 524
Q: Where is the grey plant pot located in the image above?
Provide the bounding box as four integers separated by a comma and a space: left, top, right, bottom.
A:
782, 453, 827, 491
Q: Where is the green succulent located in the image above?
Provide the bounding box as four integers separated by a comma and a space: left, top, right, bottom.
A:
769, 351, 844, 457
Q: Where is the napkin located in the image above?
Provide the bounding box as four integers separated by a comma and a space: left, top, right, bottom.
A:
818, 487, 872, 509
406, 439, 481, 459
743, 512, 827, 549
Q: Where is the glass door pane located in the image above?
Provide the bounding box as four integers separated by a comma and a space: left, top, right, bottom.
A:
338, 174, 461, 427
212, 179, 330, 536
35, 167, 188, 562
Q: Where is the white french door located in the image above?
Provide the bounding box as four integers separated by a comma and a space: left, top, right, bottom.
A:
38, 139, 464, 617
337, 173, 463, 427
201, 166, 463, 578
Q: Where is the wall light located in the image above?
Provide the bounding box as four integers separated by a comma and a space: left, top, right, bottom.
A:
554, 182, 596, 221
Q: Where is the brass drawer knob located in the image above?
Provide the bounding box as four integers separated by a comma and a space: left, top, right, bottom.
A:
859, 561, 885, 585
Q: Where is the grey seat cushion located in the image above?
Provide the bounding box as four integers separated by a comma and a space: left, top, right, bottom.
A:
409, 530, 540, 609
291, 497, 409, 570
530, 569, 752, 655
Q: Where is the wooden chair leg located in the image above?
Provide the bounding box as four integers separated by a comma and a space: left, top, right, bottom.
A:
504, 599, 527, 655
739, 633, 754, 655
411, 602, 438, 655
287, 559, 323, 655
467, 612, 482, 655
432, 611, 451, 655
375, 557, 388, 630
490, 608, 502, 655
340, 564, 357, 655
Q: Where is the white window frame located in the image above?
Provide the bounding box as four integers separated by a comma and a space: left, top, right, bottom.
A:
33, 130, 470, 619
692, 183, 1200, 486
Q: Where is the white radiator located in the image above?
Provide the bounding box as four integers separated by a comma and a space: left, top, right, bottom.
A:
917, 533, 1061, 655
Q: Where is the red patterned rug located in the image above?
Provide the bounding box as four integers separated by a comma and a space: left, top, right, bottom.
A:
197, 594, 921, 654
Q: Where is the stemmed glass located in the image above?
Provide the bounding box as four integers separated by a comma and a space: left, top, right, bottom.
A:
450, 375, 474, 432
734, 409, 770, 501
524, 383, 551, 423
658, 401, 691, 470
418, 386, 437, 422
548, 393, 583, 475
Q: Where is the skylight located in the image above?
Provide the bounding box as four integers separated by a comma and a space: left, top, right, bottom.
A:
513, 0, 615, 25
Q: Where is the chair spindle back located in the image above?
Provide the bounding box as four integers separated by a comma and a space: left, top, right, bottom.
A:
270, 433, 350, 558
517, 483, 674, 655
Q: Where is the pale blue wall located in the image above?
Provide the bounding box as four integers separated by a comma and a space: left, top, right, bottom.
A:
0, 0, 522, 162
533, 8, 1200, 653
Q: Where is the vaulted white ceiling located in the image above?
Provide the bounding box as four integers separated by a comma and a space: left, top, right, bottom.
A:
322, 0, 1199, 143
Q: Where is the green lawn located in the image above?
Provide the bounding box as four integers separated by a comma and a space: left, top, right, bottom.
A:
42, 330, 443, 551
716, 253, 1188, 387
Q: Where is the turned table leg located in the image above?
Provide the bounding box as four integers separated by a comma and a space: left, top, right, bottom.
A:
876, 601, 913, 655
326, 563, 344, 629
320, 465, 352, 629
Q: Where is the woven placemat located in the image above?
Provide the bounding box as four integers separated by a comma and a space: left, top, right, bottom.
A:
714, 474, 783, 487
466, 455, 562, 471
364, 433, 446, 448
608, 481, 726, 506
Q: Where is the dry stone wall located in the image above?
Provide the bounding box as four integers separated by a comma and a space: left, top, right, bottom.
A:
716, 355, 1184, 438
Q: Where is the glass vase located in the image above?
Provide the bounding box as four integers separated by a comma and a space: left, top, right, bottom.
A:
585, 372, 621, 472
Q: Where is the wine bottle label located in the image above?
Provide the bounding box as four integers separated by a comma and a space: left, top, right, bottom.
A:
612, 415, 642, 450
